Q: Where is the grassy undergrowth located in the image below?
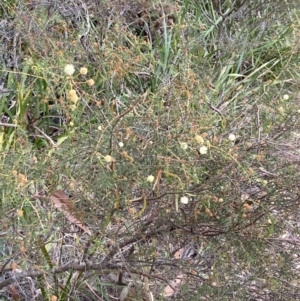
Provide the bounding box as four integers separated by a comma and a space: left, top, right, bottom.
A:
0, 0, 300, 300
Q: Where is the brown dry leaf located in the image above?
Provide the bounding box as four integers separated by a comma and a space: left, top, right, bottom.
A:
50, 190, 92, 236
243, 203, 252, 212
163, 274, 185, 297
9, 284, 20, 301
17, 209, 23, 217
20, 244, 27, 256
108, 239, 115, 246
53, 190, 75, 211
128, 207, 137, 216
11, 262, 18, 271
201, 132, 208, 138
173, 248, 184, 259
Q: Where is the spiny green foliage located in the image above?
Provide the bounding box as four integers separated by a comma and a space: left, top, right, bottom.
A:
0, 0, 300, 300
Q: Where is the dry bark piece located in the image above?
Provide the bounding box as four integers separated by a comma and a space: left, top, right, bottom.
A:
50, 190, 92, 236
163, 274, 185, 297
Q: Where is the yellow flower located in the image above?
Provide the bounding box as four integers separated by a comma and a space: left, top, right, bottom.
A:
278, 106, 285, 115
104, 155, 114, 163
17, 209, 23, 217
147, 175, 155, 183
64, 64, 75, 76
70, 95, 79, 104
68, 89, 76, 96
67, 89, 79, 104
80, 67, 88, 75
86, 79, 95, 86
195, 135, 204, 144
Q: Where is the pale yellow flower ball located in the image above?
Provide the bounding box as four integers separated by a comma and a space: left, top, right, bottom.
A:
195, 135, 204, 144
278, 106, 285, 114
228, 134, 236, 141
80, 67, 88, 75
64, 64, 75, 76
68, 89, 77, 97
69, 95, 79, 104
180, 196, 189, 204
86, 79, 95, 86
67, 89, 79, 104
70, 95, 79, 104
199, 146, 208, 155
147, 175, 155, 183
180, 142, 188, 150
104, 155, 114, 163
